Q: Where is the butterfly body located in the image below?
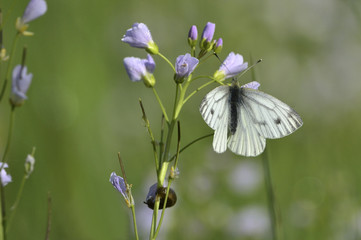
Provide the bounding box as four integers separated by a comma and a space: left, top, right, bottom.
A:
229, 83, 240, 135
200, 81, 303, 156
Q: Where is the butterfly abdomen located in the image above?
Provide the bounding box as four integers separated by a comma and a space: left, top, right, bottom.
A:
229, 85, 240, 135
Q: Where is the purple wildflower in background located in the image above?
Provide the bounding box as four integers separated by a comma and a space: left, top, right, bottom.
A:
174, 53, 199, 83
10, 65, 33, 107
0, 163, 12, 186
213, 52, 248, 81
22, 0, 47, 23
122, 23, 159, 54
123, 54, 156, 87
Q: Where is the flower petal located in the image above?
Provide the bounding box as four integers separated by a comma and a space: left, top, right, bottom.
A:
109, 172, 127, 198
122, 23, 154, 49
175, 53, 199, 81
22, 0, 47, 23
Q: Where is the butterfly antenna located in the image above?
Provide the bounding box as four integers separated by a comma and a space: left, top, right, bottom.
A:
237, 59, 262, 79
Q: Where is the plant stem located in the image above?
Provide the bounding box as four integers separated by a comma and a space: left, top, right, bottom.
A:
157, 120, 175, 186
183, 79, 217, 105
152, 179, 173, 239
0, 184, 5, 240
157, 52, 175, 72
1, 105, 15, 166
139, 100, 159, 171
6, 175, 26, 233
152, 87, 169, 123
262, 147, 278, 240
44, 193, 52, 240
0, 105, 15, 240
169, 133, 213, 162
0, 33, 20, 103
130, 205, 139, 240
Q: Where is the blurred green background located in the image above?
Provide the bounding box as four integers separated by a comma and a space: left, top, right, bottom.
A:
0, 0, 360, 239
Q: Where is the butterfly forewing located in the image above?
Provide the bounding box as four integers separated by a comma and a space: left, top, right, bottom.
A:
240, 88, 303, 139
200, 85, 229, 130
200, 85, 229, 153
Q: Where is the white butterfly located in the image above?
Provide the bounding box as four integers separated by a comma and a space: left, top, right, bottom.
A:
200, 81, 303, 156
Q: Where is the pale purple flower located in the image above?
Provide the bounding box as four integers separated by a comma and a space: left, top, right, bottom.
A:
201, 22, 215, 42
10, 65, 33, 107
123, 54, 156, 87
110, 172, 127, 197
109, 172, 133, 207
213, 52, 248, 81
122, 23, 159, 54
241, 81, 260, 90
22, 0, 47, 23
0, 163, 12, 186
174, 53, 199, 82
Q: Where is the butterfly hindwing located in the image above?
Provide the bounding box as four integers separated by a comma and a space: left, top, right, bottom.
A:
227, 102, 266, 156
240, 88, 303, 139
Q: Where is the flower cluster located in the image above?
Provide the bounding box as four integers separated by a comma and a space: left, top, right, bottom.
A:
121, 22, 248, 88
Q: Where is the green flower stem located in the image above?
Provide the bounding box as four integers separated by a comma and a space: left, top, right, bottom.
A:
130, 205, 139, 240
45, 193, 52, 240
174, 79, 191, 119
6, 174, 26, 233
1, 105, 15, 166
190, 47, 195, 57
262, 147, 278, 240
157, 121, 174, 186
183, 79, 217, 105
139, 99, 159, 171
154, 121, 181, 239
168, 133, 213, 162
158, 115, 165, 172
152, 87, 169, 123
157, 52, 175, 73
0, 184, 5, 240
152, 179, 173, 240
150, 198, 160, 239
0, 196, 2, 240
0, 105, 15, 240
0, 33, 20, 103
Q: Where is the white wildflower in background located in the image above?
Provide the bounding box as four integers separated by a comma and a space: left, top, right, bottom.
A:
25, 154, 35, 178
0, 163, 12, 186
